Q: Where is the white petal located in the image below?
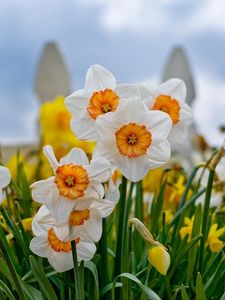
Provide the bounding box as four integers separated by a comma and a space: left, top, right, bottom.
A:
30, 235, 49, 257
60, 148, 89, 166
147, 140, 171, 168
43, 145, 58, 171
32, 205, 55, 236
0, 189, 5, 204
70, 114, 97, 141
111, 153, 151, 182
168, 122, 188, 144
87, 181, 105, 199
91, 198, 118, 218
65, 89, 88, 117
140, 110, 172, 143
0, 166, 11, 189
72, 198, 93, 211
159, 78, 186, 103
47, 196, 75, 225
179, 103, 192, 125
84, 64, 116, 98
76, 241, 96, 261
31, 177, 56, 204
87, 158, 111, 182
70, 209, 102, 242
116, 84, 139, 99
48, 249, 73, 272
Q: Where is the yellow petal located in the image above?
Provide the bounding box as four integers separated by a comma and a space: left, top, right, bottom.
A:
148, 245, 170, 276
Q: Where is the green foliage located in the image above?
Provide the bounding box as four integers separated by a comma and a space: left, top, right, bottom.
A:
0, 153, 225, 299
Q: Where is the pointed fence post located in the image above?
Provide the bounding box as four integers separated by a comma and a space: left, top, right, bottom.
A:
162, 46, 196, 106
34, 42, 71, 102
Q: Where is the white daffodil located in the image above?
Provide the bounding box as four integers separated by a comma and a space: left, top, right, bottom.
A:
93, 98, 172, 182
30, 205, 96, 272
117, 79, 192, 144
0, 166, 11, 204
30, 146, 111, 224
65, 64, 126, 141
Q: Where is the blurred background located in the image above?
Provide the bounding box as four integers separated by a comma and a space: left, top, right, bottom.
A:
1, 0, 225, 146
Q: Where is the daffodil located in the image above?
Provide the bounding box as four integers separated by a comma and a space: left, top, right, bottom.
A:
207, 223, 225, 253
30, 145, 111, 224
179, 217, 194, 241
30, 205, 96, 272
65, 64, 126, 141
93, 98, 172, 182
6, 154, 35, 182
117, 79, 192, 143
148, 244, 170, 276
142, 168, 164, 193
0, 166, 11, 204
129, 218, 170, 275
40, 96, 95, 159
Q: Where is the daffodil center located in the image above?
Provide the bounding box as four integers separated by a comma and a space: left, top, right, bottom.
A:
69, 209, 90, 226
152, 95, 180, 125
115, 123, 152, 158
128, 134, 137, 145
87, 88, 119, 120
64, 175, 75, 187
102, 103, 111, 113
55, 164, 89, 199
48, 228, 80, 253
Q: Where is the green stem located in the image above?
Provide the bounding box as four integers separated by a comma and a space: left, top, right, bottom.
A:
169, 187, 206, 226
72, 240, 82, 300
114, 176, 127, 278
179, 165, 200, 209
199, 170, 215, 273
99, 218, 109, 288
0, 226, 26, 300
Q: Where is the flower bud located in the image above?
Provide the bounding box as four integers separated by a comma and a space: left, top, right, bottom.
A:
148, 244, 170, 276
129, 218, 170, 275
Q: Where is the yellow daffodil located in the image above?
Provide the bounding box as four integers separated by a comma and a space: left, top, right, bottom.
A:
21, 218, 33, 231
179, 217, 194, 241
39, 96, 95, 160
142, 168, 164, 193
148, 244, 170, 276
6, 154, 35, 183
207, 223, 225, 253
163, 209, 173, 224
129, 218, 170, 275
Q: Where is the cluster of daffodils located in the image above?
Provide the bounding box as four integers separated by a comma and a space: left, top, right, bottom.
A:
30, 64, 192, 272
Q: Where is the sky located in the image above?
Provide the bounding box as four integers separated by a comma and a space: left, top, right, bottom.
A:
1, 0, 225, 146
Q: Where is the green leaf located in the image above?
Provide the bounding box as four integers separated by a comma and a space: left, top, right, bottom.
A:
100, 282, 123, 298
196, 273, 206, 300
181, 286, 189, 300
84, 261, 99, 300
29, 256, 58, 300
186, 205, 202, 283
0, 279, 16, 300
112, 273, 161, 300
169, 234, 203, 279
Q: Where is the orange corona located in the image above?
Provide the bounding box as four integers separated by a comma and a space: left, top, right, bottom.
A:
48, 228, 80, 253
115, 123, 152, 158
55, 164, 89, 199
87, 88, 119, 119
152, 95, 180, 124
69, 209, 90, 226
